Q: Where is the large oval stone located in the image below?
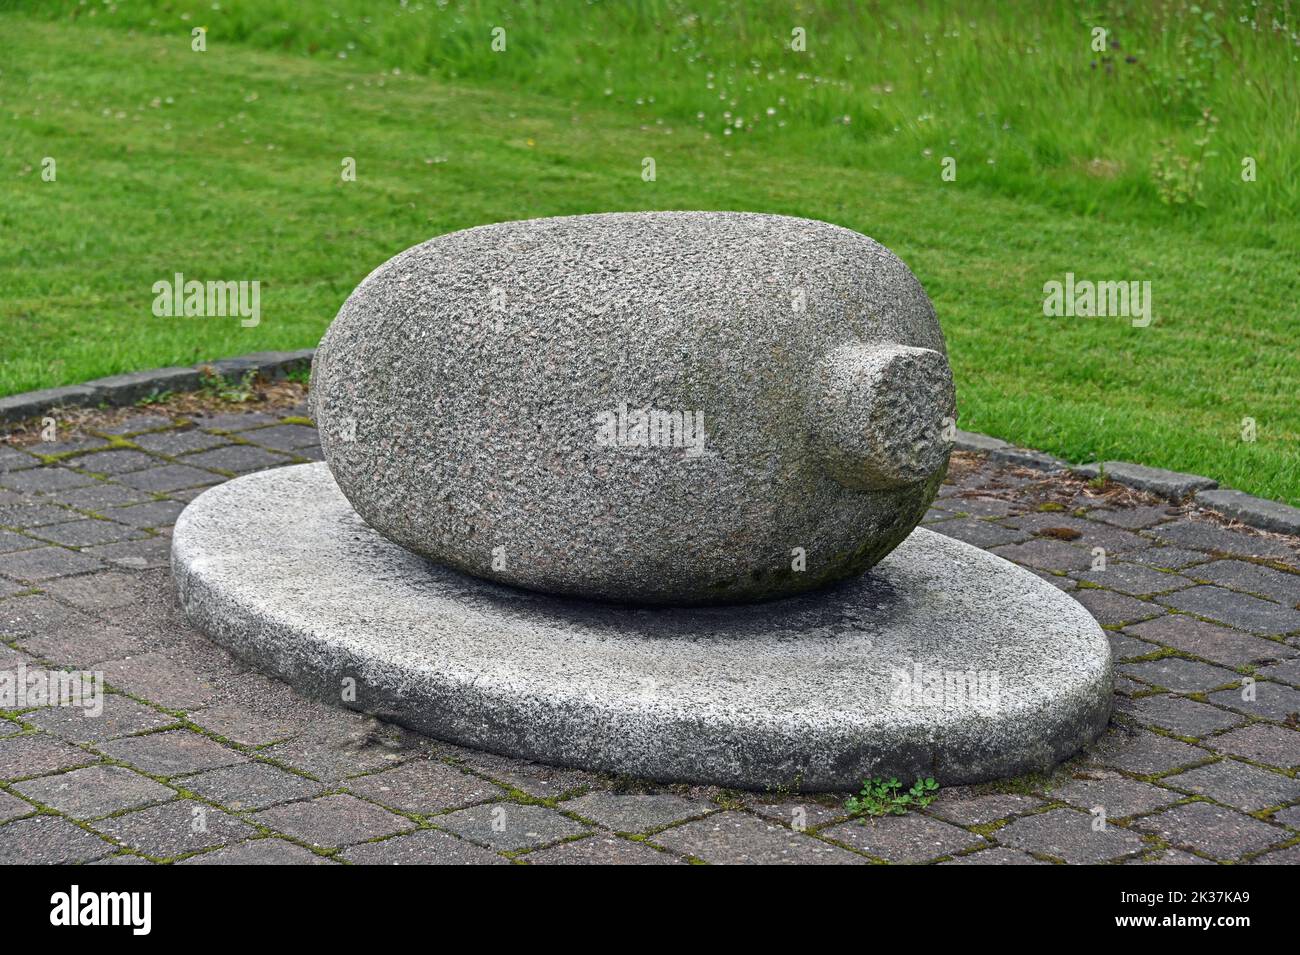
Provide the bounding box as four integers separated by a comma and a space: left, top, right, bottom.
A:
311, 211, 956, 604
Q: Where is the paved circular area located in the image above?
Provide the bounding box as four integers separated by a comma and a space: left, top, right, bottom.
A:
172, 464, 1111, 791
2, 402, 1299, 863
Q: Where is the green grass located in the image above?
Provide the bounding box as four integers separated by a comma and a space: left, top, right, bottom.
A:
1, 1, 1297, 505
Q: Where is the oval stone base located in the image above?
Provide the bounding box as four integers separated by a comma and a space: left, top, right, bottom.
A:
172, 464, 1113, 791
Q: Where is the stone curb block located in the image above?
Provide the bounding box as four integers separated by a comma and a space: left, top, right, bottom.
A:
1071, 461, 1217, 501
0, 349, 317, 425
953, 429, 1009, 453
1194, 488, 1300, 536
989, 447, 1070, 472
0, 385, 99, 423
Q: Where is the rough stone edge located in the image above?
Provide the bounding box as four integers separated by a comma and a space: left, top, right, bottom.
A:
952, 429, 1298, 537
0, 349, 315, 426
172, 467, 1115, 791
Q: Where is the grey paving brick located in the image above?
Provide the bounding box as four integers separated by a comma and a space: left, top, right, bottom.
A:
1074, 588, 1162, 627
1187, 560, 1300, 605
98, 730, 245, 777
1208, 723, 1300, 769
19, 620, 147, 667
0, 447, 41, 472
181, 838, 335, 865
118, 464, 221, 493
253, 793, 414, 848
652, 811, 864, 864
561, 792, 713, 833
105, 500, 187, 529
1049, 775, 1182, 819
95, 415, 174, 436
342, 829, 508, 865
193, 412, 283, 433
1129, 848, 1217, 865
1159, 585, 1300, 636
1206, 680, 1300, 723
743, 798, 847, 830
0, 579, 29, 599
1109, 631, 1158, 660
1162, 759, 1300, 812
1086, 728, 1211, 775
0, 502, 78, 529
1151, 521, 1296, 560
1074, 563, 1192, 597
131, 429, 228, 456
47, 482, 152, 510
1271, 805, 1300, 829
1135, 801, 1287, 860
1123, 546, 1216, 570
28, 519, 143, 548
0, 814, 113, 864
344, 759, 502, 815
432, 801, 588, 853
69, 450, 157, 476
0, 789, 35, 823
990, 538, 1095, 572
81, 536, 171, 571
94, 800, 254, 859
240, 424, 319, 452
824, 813, 986, 862
1120, 657, 1241, 694
1126, 615, 1294, 667
184, 761, 325, 811
0, 594, 90, 635
188, 702, 308, 747
926, 792, 1042, 826
182, 445, 292, 474
98, 651, 217, 710
25, 694, 175, 743
1118, 694, 1245, 737
1004, 513, 1149, 552
929, 518, 1029, 549
994, 808, 1147, 863
40, 571, 152, 613
0, 467, 97, 494
0, 546, 106, 582
1087, 506, 1179, 530
14, 764, 173, 818
0, 530, 40, 554
1258, 658, 1300, 687
0, 734, 97, 780
938, 846, 1049, 865
260, 732, 407, 783
1250, 844, 1300, 864
524, 833, 683, 865
451, 749, 600, 800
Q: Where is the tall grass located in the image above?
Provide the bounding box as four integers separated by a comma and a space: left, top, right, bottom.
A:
14, 0, 1299, 234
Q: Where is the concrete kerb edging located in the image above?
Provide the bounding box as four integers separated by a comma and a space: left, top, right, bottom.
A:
0, 349, 315, 424
0, 358, 1295, 536
953, 429, 1300, 537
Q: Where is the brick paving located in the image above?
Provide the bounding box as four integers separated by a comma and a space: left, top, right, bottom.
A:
1, 405, 1299, 864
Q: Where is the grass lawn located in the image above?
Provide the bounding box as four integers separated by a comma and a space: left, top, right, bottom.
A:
1, 2, 1297, 504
